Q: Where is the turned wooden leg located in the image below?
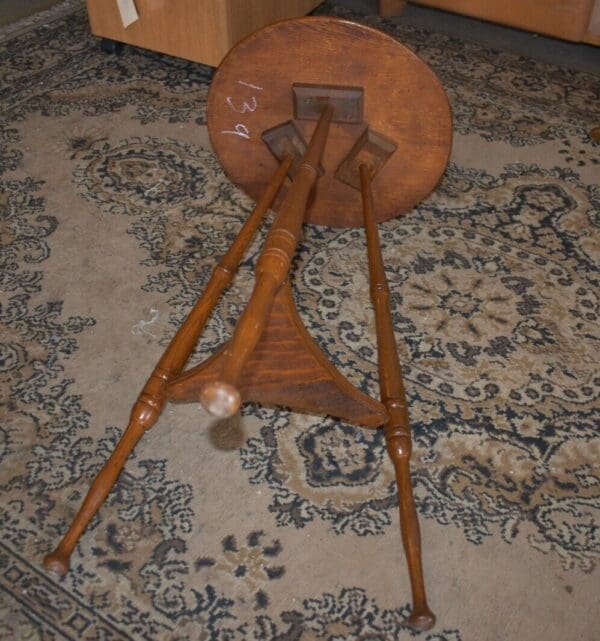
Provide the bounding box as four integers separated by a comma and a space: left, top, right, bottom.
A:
378, 0, 408, 17
43, 397, 158, 575
199, 106, 334, 418
359, 164, 435, 629
385, 422, 435, 631
43, 156, 292, 576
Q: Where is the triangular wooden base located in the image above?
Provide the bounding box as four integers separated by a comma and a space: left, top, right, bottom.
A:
165, 283, 387, 428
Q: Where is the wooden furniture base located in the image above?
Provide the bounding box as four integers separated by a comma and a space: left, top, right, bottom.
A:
85, 0, 324, 66
43, 17, 452, 632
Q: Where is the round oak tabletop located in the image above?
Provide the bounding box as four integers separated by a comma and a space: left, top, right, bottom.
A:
207, 16, 452, 227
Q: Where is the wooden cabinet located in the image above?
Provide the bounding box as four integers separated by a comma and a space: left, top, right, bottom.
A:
407, 0, 599, 44
85, 0, 324, 66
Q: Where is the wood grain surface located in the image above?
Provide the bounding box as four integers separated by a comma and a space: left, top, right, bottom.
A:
166, 282, 388, 428
207, 16, 452, 227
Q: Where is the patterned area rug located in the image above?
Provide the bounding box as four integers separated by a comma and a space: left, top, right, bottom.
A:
1, 2, 598, 640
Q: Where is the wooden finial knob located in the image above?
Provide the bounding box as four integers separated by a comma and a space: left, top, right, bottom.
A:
405, 608, 436, 632
199, 382, 241, 418
43, 550, 70, 576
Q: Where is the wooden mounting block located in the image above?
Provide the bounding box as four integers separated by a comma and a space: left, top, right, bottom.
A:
208, 16, 452, 227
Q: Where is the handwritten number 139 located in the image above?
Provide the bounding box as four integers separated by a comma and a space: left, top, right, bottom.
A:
221, 81, 263, 140
221, 123, 251, 140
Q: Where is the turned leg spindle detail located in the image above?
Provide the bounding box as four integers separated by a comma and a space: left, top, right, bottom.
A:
43, 402, 154, 575
198, 105, 334, 418
43, 155, 292, 574
360, 163, 435, 631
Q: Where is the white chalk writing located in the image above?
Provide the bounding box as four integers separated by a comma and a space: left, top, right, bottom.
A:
220, 123, 251, 139
226, 95, 258, 114
221, 81, 264, 141
237, 80, 263, 91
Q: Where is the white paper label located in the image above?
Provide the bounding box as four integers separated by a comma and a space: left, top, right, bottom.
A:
116, 0, 139, 28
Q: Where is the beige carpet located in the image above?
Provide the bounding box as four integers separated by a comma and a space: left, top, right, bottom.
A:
1, 2, 599, 640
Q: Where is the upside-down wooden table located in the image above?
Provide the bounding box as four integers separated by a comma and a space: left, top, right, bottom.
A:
43, 17, 452, 631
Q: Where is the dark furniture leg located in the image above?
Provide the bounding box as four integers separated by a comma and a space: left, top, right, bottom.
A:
100, 37, 124, 54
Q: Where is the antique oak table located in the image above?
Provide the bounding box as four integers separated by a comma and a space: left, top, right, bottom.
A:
44, 16, 452, 632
